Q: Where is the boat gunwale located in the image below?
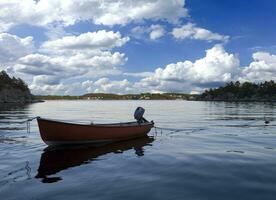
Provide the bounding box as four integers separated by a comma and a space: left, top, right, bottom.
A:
37, 117, 154, 128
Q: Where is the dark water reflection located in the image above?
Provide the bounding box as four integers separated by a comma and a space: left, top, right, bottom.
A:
1, 100, 276, 200
36, 136, 154, 183
0, 103, 30, 133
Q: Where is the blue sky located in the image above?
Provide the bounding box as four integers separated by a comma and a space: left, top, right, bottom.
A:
1, 0, 276, 95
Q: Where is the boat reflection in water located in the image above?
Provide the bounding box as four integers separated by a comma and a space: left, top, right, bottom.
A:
35, 136, 154, 183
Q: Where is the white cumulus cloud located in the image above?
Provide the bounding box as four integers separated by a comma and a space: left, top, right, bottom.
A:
240, 52, 276, 82
149, 25, 165, 40
93, 78, 132, 93
42, 30, 129, 52
24, 46, 276, 95
172, 23, 229, 42
123, 72, 154, 78
131, 24, 166, 40
8, 30, 129, 93
0, 0, 188, 32
0, 33, 34, 63
136, 44, 239, 93
15, 51, 126, 79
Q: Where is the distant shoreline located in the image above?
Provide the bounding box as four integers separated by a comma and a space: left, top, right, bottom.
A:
34, 90, 276, 102
1, 70, 275, 103
35, 93, 198, 101
34, 98, 276, 102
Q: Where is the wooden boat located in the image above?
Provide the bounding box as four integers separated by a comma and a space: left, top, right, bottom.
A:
37, 117, 154, 146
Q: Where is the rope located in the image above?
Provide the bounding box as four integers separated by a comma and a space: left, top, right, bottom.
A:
18, 116, 40, 133
154, 126, 206, 135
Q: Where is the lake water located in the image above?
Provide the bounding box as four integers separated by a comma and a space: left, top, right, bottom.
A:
0, 100, 276, 200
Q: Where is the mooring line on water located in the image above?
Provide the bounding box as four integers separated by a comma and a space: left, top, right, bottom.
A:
211, 119, 275, 128
216, 124, 276, 128
18, 116, 40, 133
154, 126, 205, 135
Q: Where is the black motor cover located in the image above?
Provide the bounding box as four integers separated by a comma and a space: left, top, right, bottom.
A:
134, 107, 145, 122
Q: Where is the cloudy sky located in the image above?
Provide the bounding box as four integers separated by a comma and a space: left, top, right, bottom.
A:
1, 0, 276, 95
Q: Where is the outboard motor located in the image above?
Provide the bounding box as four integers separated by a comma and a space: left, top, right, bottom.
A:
134, 107, 148, 123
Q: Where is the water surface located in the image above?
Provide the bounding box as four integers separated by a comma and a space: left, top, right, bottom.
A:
0, 100, 276, 200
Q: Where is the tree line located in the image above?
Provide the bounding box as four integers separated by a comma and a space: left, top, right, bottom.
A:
200, 81, 276, 101
0, 70, 30, 92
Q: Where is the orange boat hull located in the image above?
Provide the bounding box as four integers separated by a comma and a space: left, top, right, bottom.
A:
37, 117, 154, 145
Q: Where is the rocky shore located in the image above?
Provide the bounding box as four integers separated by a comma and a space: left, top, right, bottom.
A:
0, 88, 34, 104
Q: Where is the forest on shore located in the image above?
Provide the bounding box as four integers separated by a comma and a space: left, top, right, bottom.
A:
0, 70, 34, 103
198, 81, 276, 101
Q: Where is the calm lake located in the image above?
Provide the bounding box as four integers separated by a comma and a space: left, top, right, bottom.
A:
0, 100, 276, 200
